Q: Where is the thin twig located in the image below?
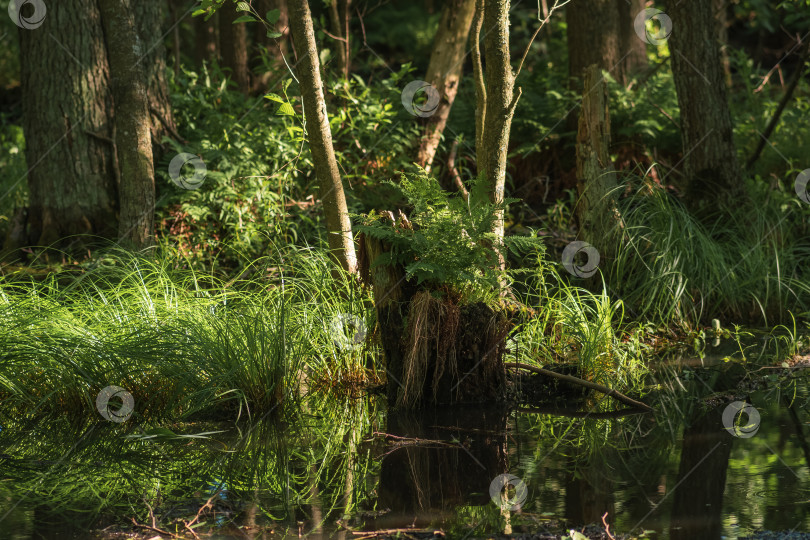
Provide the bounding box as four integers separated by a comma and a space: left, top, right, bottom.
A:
447, 140, 468, 202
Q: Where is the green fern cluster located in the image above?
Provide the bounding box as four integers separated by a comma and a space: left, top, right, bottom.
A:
355, 170, 545, 296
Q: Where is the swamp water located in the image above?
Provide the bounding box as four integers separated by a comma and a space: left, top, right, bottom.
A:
1, 354, 809, 539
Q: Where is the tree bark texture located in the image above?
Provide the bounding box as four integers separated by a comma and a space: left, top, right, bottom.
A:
288, 0, 357, 275
99, 0, 156, 248
666, 0, 743, 208
566, 0, 623, 88
132, 0, 177, 154
480, 0, 516, 264
575, 64, 621, 260
416, 0, 476, 171
18, 0, 118, 248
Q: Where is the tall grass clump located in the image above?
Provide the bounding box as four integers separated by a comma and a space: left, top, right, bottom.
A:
609, 182, 810, 327
0, 245, 375, 421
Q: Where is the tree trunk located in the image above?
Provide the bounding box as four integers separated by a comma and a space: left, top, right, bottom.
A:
616, 0, 647, 79
133, 0, 177, 157
195, 11, 218, 66
219, 1, 251, 94
254, 0, 290, 67
288, 0, 357, 275
566, 0, 622, 88
480, 0, 516, 271
666, 0, 743, 209
575, 65, 621, 261
100, 0, 156, 248
327, 0, 351, 80
713, 0, 732, 88
18, 0, 118, 249
416, 0, 476, 171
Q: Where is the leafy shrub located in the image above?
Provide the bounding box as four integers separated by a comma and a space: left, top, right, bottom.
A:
356, 170, 545, 298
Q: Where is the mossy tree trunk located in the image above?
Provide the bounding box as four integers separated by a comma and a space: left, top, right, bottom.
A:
289, 0, 357, 275
416, 0, 476, 171
18, 0, 119, 250
99, 0, 156, 248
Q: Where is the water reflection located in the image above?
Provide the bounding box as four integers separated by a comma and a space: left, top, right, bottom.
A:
0, 362, 809, 539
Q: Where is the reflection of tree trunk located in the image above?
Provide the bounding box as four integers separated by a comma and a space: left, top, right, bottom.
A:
416, 0, 476, 171
564, 463, 614, 526
669, 406, 733, 540
375, 407, 508, 526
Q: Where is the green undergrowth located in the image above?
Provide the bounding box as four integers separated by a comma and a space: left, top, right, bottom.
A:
0, 246, 375, 421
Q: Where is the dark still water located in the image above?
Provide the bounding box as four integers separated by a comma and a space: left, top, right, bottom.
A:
1, 361, 808, 539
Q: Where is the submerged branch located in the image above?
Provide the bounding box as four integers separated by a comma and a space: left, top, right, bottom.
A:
507, 362, 653, 411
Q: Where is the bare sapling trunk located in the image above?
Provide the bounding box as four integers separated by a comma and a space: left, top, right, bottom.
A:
416, 0, 476, 171
575, 65, 622, 260
288, 0, 357, 275
99, 0, 156, 248
327, 0, 351, 80
477, 0, 519, 272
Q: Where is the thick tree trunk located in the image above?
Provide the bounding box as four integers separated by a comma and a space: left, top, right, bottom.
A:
616, 0, 647, 79
219, 2, 251, 94
416, 0, 476, 171
666, 0, 743, 209
18, 0, 118, 249
327, 0, 351, 80
566, 0, 622, 87
195, 11, 218, 66
132, 0, 177, 156
100, 0, 156, 248
288, 0, 357, 275
575, 65, 621, 260
713, 0, 732, 87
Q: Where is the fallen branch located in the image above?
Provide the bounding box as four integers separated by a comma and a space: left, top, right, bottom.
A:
507, 362, 653, 411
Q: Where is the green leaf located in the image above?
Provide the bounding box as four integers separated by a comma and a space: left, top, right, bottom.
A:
266, 8, 280, 25
264, 92, 284, 103
275, 102, 295, 116
236, 1, 251, 11
232, 15, 256, 23
266, 30, 282, 38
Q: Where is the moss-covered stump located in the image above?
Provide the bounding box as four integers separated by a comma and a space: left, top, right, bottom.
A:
360, 234, 513, 409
